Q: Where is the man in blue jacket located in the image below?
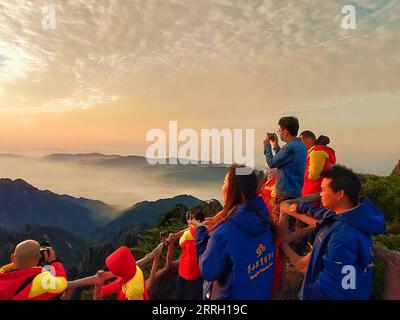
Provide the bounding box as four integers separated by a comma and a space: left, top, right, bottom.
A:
263, 116, 307, 222
290, 165, 386, 299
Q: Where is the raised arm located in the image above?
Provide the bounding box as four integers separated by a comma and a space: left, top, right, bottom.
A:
264, 143, 294, 168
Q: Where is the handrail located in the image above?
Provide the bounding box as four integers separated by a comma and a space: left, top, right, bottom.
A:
62, 194, 400, 300
61, 228, 187, 300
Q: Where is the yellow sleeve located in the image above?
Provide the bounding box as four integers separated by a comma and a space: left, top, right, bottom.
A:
308, 150, 328, 181
28, 271, 67, 298
179, 230, 193, 248
270, 184, 277, 198
123, 267, 145, 300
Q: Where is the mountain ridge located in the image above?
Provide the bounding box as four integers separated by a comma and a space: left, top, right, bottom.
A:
0, 178, 117, 237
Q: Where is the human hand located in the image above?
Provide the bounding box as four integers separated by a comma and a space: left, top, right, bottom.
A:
289, 204, 298, 214
44, 247, 56, 264
263, 134, 271, 146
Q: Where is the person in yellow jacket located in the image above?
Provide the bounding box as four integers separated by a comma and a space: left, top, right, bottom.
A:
300, 131, 337, 196
176, 210, 204, 300
94, 246, 148, 300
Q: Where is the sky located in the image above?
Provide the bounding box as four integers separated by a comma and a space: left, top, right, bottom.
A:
0, 0, 399, 175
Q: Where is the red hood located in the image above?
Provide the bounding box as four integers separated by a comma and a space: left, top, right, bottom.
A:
314, 145, 336, 165
106, 246, 136, 284
0, 264, 42, 300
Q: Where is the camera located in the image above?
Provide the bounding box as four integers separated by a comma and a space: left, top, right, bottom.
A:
267, 132, 278, 141
38, 241, 52, 266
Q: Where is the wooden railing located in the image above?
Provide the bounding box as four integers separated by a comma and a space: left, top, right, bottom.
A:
61, 229, 186, 300
62, 194, 400, 300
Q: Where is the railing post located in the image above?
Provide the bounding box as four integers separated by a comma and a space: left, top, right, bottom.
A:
166, 241, 174, 269
373, 245, 400, 300
383, 261, 400, 300
147, 248, 162, 288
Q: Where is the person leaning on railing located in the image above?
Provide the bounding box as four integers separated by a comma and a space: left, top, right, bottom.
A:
290, 165, 386, 300
93, 246, 148, 300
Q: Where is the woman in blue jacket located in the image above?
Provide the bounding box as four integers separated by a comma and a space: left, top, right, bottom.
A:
190, 164, 276, 300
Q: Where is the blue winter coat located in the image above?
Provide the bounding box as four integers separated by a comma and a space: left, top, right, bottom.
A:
264, 137, 307, 198
298, 197, 386, 300
195, 196, 275, 300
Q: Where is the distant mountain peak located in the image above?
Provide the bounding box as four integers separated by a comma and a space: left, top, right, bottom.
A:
45, 152, 110, 159
0, 178, 35, 190
392, 159, 400, 175
125, 194, 201, 211
0, 153, 24, 158
95, 194, 204, 242
0, 179, 117, 236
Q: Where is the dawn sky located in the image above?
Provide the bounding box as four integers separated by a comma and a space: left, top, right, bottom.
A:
0, 0, 399, 174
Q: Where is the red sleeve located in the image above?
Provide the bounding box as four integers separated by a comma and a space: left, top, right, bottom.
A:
271, 246, 283, 297
50, 261, 67, 279
100, 280, 121, 298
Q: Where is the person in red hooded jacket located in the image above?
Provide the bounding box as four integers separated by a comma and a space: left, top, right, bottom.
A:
94, 246, 148, 300
0, 240, 67, 300
176, 210, 204, 300
257, 168, 283, 298
258, 168, 277, 216
300, 132, 337, 197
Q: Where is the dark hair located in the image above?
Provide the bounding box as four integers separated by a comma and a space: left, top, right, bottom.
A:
187, 210, 205, 222
207, 164, 258, 232
278, 116, 300, 136
300, 130, 316, 141
320, 165, 361, 206
316, 135, 330, 146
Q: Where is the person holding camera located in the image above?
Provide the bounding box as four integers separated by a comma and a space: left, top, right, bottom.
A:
263, 116, 307, 222
176, 210, 205, 300
0, 240, 67, 300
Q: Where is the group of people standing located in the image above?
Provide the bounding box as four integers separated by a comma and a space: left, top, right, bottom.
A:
177, 116, 386, 300
0, 116, 387, 300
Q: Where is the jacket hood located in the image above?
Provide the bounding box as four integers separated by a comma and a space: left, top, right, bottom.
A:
105, 246, 136, 283
314, 145, 336, 165
229, 196, 270, 236
0, 263, 42, 300
338, 197, 386, 235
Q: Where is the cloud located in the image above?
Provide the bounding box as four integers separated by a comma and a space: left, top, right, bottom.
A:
0, 1, 398, 112
0, 0, 399, 170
